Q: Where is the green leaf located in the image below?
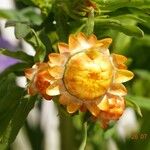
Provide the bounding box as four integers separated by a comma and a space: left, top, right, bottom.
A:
7, 22, 46, 60
96, 0, 150, 11
25, 29, 46, 62
0, 74, 24, 137
16, 0, 52, 16
0, 9, 19, 19
15, 23, 31, 39
0, 95, 37, 147
0, 63, 31, 79
21, 7, 43, 25
95, 19, 144, 37
126, 95, 150, 111
126, 97, 142, 117
2, 7, 42, 25
0, 49, 34, 64
79, 122, 88, 150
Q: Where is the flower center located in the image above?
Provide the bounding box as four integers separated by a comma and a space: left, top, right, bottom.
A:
63, 50, 113, 101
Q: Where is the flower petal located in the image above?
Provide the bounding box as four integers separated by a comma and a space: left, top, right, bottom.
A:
97, 96, 109, 111
46, 84, 60, 96
88, 34, 97, 45
108, 83, 127, 96
112, 53, 127, 64
25, 68, 36, 80
69, 34, 81, 53
67, 102, 81, 113
98, 38, 112, 48
112, 54, 128, 69
58, 42, 69, 53
59, 93, 71, 105
108, 96, 116, 108
77, 32, 90, 49
48, 53, 66, 66
37, 70, 53, 81
49, 66, 64, 79
27, 81, 38, 95
86, 103, 100, 116
114, 69, 134, 83
117, 64, 127, 69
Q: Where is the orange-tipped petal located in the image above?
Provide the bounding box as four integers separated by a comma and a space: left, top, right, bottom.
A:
59, 93, 71, 105
28, 83, 37, 95
114, 69, 134, 83
108, 97, 116, 108
112, 53, 127, 64
69, 34, 81, 52
58, 42, 69, 53
86, 103, 100, 116
88, 34, 97, 45
37, 70, 53, 82
67, 102, 81, 113
35, 62, 48, 69
108, 83, 127, 96
48, 53, 66, 66
77, 32, 87, 42
46, 85, 60, 96
77, 32, 90, 49
49, 66, 64, 79
98, 38, 112, 48
25, 68, 36, 80
117, 64, 127, 69
97, 96, 109, 111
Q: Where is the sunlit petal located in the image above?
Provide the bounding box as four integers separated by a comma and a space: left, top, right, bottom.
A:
59, 93, 71, 105
58, 42, 69, 53
46, 84, 60, 96
88, 34, 97, 45
48, 53, 66, 66
69, 34, 81, 52
98, 38, 112, 48
25, 68, 36, 80
67, 102, 81, 113
108, 83, 127, 96
77, 32, 90, 49
112, 53, 127, 64
86, 103, 100, 116
114, 69, 134, 83
49, 66, 64, 79
97, 96, 109, 111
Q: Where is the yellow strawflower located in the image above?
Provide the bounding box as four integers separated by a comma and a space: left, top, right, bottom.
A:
46, 32, 134, 127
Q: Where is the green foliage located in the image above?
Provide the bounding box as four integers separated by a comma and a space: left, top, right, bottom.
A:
0, 7, 42, 25
16, 0, 52, 16
126, 97, 143, 117
0, 48, 33, 64
127, 95, 150, 111
0, 73, 37, 148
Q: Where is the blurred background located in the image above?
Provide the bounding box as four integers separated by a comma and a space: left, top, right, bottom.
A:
0, 0, 150, 150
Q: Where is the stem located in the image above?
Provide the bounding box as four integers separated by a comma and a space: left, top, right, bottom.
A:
79, 122, 88, 150
85, 7, 94, 35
